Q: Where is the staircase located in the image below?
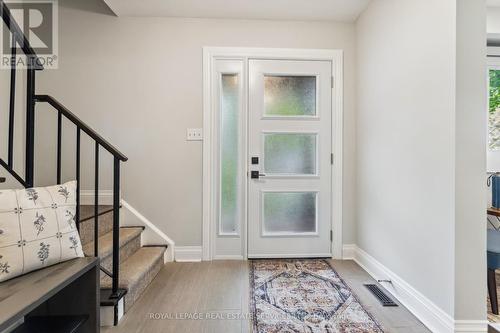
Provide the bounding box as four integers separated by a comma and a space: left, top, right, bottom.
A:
0, 0, 168, 327
79, 206, 166, 315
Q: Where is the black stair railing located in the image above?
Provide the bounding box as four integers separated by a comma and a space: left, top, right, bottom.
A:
0, 0, 127, 304
34, 95, 128, 301
0, 1, 36, 188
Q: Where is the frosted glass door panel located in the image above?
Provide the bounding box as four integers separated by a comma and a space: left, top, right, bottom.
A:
264, 75, 316, 117
264, 133, 317, 175
220, 74, 241, 235
264, 76, 316, 116
263, 192, 317, 234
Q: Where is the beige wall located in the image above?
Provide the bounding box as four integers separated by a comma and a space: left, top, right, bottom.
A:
454, 0, 487, 321
356, 0, 456, 316
356, 0, 487, 320
488, 7, 500, 34
33, 0, 358, 246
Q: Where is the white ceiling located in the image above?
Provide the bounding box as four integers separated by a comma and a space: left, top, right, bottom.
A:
102, 0, 372, 22
489, 0, 500, 7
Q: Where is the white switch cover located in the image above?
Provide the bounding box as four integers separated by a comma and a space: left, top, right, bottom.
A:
187, 128, 203, 141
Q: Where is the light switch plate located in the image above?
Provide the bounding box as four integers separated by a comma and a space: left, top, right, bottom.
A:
186, 128, 203, 141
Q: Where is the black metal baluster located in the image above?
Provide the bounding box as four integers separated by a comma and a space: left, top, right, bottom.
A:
0, 6, 135, 326
111, 157, 120, 298
0, 2, 41, 70
25, 66, 35, 187
94, 142, 99, 257
57, 111, 62, 184
76, 128, 81, 231
8, 33, 16, 168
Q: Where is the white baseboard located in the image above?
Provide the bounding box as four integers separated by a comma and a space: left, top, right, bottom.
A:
80, 190, 113, 205
175, 246, 202, 262
120, 200, 175, 263
342, 245, 487, 333
213, 255, 244, 260
342, 243, 356, 260
454, 321, 489, 332
351, 245, 454, 332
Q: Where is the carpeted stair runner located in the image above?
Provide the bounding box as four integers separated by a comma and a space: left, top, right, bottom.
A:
100, 246, 165, 312
83, 227, 143, 272
79, 205, 165, 315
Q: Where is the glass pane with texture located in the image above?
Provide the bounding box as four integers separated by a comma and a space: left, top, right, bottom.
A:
264, 133, 316, 175
263, 192, 317, 234
264, 76, 316, 116
220, 74, 240, 234
490, 69, 500, 151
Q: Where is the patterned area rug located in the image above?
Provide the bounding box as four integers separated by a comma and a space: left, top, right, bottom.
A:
249, 259, 384, 333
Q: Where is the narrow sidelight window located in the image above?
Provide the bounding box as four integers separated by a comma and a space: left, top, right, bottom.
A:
219, 74, 241, 235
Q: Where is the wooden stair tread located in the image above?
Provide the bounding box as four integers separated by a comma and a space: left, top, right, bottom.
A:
82, 227, 143, 259
100, 247, 165, 290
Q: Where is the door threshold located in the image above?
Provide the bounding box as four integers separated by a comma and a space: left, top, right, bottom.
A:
248, 253, 333, 259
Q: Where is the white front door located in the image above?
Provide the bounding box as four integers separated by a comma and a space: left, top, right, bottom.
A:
247, 59, 332, 258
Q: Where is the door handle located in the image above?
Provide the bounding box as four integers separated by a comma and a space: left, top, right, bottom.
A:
250, 171, 266, 179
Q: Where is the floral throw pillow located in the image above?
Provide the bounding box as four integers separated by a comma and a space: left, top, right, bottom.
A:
0, 181, 84, 282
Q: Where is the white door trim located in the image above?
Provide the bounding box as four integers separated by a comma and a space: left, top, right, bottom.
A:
202, 47, 344, 260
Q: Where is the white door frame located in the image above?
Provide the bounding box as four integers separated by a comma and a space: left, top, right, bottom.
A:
202, 47, 344, 260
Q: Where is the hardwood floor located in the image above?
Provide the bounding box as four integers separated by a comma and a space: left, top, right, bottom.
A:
102, 260, 431, 333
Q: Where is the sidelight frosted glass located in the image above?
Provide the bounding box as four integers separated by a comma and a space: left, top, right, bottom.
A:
264, 76, 316, 116
220, 74, 240, 234
264, 133, 317, 175
263, 192, 317, 234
